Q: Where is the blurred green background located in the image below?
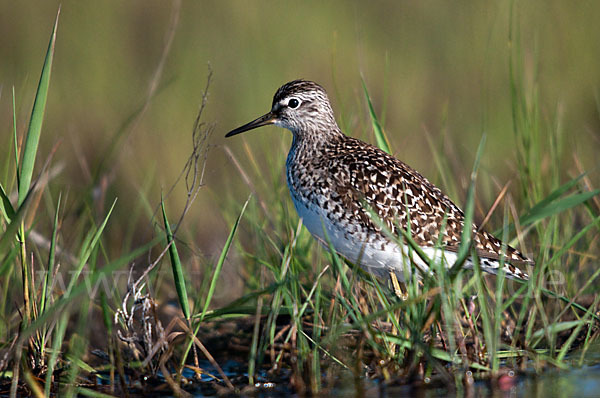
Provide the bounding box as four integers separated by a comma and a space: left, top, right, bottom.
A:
1, 1, 599, 300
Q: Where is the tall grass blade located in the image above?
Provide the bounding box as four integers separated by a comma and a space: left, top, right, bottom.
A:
161, 198, 191, 320
12, 86, 20, 186
200, 196, 249, 321
64, 298, 90, 398
17, 8, 59, 207
547, 214, 600, 266
517, 190, 600, 229
557, 303, 597, 362
525, 172, 586, 214
66, 198, 117, 296
0, 183, 15, 222
21, 235, 163, 341
191, 196, 248, 383
40, 193, 60, 314
0, 186, 35, 257
531, 320, 585, 340
44, 311, 68, 396
361, 77, 391, 154
453, 134, 486, 271
492, 173, 591, 237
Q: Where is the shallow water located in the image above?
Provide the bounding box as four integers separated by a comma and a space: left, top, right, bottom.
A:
177, 358, 600, 397
96, 344, 600, 397
374, 364, 600, 398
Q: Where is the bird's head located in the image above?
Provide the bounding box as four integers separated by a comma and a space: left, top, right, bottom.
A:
226, 79, 339, 139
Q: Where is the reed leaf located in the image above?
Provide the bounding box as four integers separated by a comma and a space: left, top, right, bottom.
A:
161, 198, 191, 320
17, 9, 59, 207
361, 77, 391, 154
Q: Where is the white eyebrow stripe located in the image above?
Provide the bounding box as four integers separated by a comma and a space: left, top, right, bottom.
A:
281, 97, 303, 107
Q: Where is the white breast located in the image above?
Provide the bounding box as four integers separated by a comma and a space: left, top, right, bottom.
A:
290, 193, 459, 281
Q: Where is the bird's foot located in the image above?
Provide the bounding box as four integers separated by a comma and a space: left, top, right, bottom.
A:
389, 271, 408, 301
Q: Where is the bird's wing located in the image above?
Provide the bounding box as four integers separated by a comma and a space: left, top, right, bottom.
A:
329, 137, 534, 267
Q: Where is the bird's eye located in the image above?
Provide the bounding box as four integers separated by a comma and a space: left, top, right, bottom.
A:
288, 98, 300, 109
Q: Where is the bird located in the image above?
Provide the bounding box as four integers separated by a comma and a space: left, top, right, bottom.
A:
225, 79, 533, 288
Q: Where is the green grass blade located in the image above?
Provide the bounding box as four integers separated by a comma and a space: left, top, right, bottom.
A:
557, 298, 598, 362
361, 77, 391, 154
0, 183, 15, 223
453, 134, 486, 271
66, 198, 117, 296
0, 246, 18, 277
539, 284, 600, 324
0, 185, 35, 257
531, 320, 585, 340
427, 346, 490, 371
64, 297, 91, 398
493, 173, 597, 236
17, 8, 59, 207
299, 329, 348, 369
524, 172, 586, 214
40, 193, 61, 315
519, 190, 600, 228
181, 197, 248, 383
12, 86, 20, 187
546, 214, 600, 266
21, 235, 163, 342
44, 311, 68, 396
200, 196, 249, 321
161, 198, 191, 320
100, 291, 112, 334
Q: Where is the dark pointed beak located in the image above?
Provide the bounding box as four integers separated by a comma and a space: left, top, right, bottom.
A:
225, 111, 277, 137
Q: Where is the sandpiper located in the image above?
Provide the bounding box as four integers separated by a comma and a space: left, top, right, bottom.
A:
226, 79, 533, 284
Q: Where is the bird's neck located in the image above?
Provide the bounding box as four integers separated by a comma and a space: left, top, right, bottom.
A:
289, 124, 344, 154
286, 127, 344, 183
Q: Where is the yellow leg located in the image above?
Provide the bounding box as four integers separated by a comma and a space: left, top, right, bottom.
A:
389, 271, 408, 300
